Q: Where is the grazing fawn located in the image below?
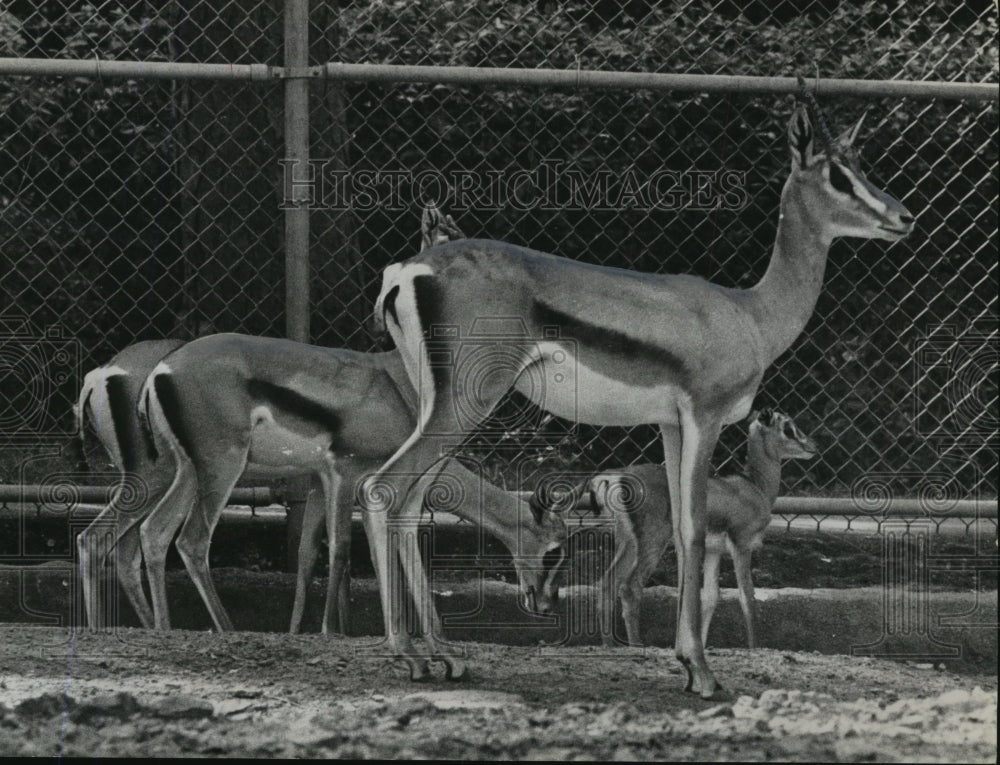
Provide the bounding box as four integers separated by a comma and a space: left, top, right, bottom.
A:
568, 409, 816, 648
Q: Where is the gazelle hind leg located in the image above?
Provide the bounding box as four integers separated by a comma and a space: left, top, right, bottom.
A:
315, 466, 347, 636
289, 480, 326, 634
700, 549, 722, 648
730, 545, 758, 648
325, 462, 370, 634
173, 453, 248, 632
621, 578, 645, 647
77, 495, 137, 631
383, 451, 467, 679
79, 468, 171, 630
367, 422, 487, 678
357, 495, 428, 680
114, 526, 155, 629
139, 458, 199, 630
600, 525, 639, 647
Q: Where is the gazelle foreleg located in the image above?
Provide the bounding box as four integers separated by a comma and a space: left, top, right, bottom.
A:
663, 414, 721, 699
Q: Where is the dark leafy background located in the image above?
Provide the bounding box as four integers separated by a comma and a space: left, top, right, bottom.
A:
0, 1, 996, 500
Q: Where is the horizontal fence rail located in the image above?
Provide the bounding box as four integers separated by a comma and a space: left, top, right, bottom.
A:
1, 57, 997, 101
0, 484, 276, 510
1, 485, 994, 537
322, 64, 1000, 101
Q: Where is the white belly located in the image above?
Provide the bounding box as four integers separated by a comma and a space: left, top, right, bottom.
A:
515, 342, 688, 426
246, 407, 332, 471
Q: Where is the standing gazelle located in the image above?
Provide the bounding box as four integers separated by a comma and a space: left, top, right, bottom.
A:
368, 92, 913, 695
577, 409, 817, 649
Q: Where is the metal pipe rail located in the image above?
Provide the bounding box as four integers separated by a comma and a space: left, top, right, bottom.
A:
0, 484, 275, 509
0, 57, 275, 81
322, 64, 1000, 102
1, 57, 996, 102
1, 484, 994, 519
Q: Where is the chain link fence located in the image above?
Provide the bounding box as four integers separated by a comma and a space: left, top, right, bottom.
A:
1, 1, 997, 512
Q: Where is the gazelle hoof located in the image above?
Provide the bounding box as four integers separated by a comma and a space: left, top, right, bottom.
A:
403, 658, 431, 682
443, 658, 469, 682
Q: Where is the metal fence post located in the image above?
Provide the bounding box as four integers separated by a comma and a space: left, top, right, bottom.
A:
283, 0, 311, 572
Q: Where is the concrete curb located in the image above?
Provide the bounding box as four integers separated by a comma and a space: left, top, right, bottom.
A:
1, 568, 994, 675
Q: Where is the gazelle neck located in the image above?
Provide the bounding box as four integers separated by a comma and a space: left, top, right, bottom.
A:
743, 436, 783, 507
448, 480, 523, 549
749, 179, 834, 365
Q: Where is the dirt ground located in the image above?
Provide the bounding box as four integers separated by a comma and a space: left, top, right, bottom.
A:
0, 624, 995, 761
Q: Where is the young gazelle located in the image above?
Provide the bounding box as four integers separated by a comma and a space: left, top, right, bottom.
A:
368, 88, 913, 693
577, 409, 816, 649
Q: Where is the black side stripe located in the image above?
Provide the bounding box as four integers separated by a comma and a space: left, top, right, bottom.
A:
531, 300, 690, 385
246, 378, 341, 438
153, 374, 197, 460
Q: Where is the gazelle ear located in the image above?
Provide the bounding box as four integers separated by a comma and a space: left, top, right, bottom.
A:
788, 104, 815, 169
837, 110, 867, 149
444, 213, 466, 239
420, 205, 443, 251
758, 407, 774, 423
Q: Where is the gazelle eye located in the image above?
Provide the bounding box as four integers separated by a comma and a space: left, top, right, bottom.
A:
829, 163, 854, 196
783, 423, 795, 439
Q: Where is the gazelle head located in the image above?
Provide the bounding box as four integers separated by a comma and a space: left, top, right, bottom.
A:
786, 87, 914, 242
514, 481, 581, 615
420, 204, 466, 252
749, 408, 818, 461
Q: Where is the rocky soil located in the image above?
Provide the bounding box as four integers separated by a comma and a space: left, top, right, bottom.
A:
0, 625, 995, 760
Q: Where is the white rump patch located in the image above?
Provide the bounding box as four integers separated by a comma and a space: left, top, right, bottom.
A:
372, 262, 436, 479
